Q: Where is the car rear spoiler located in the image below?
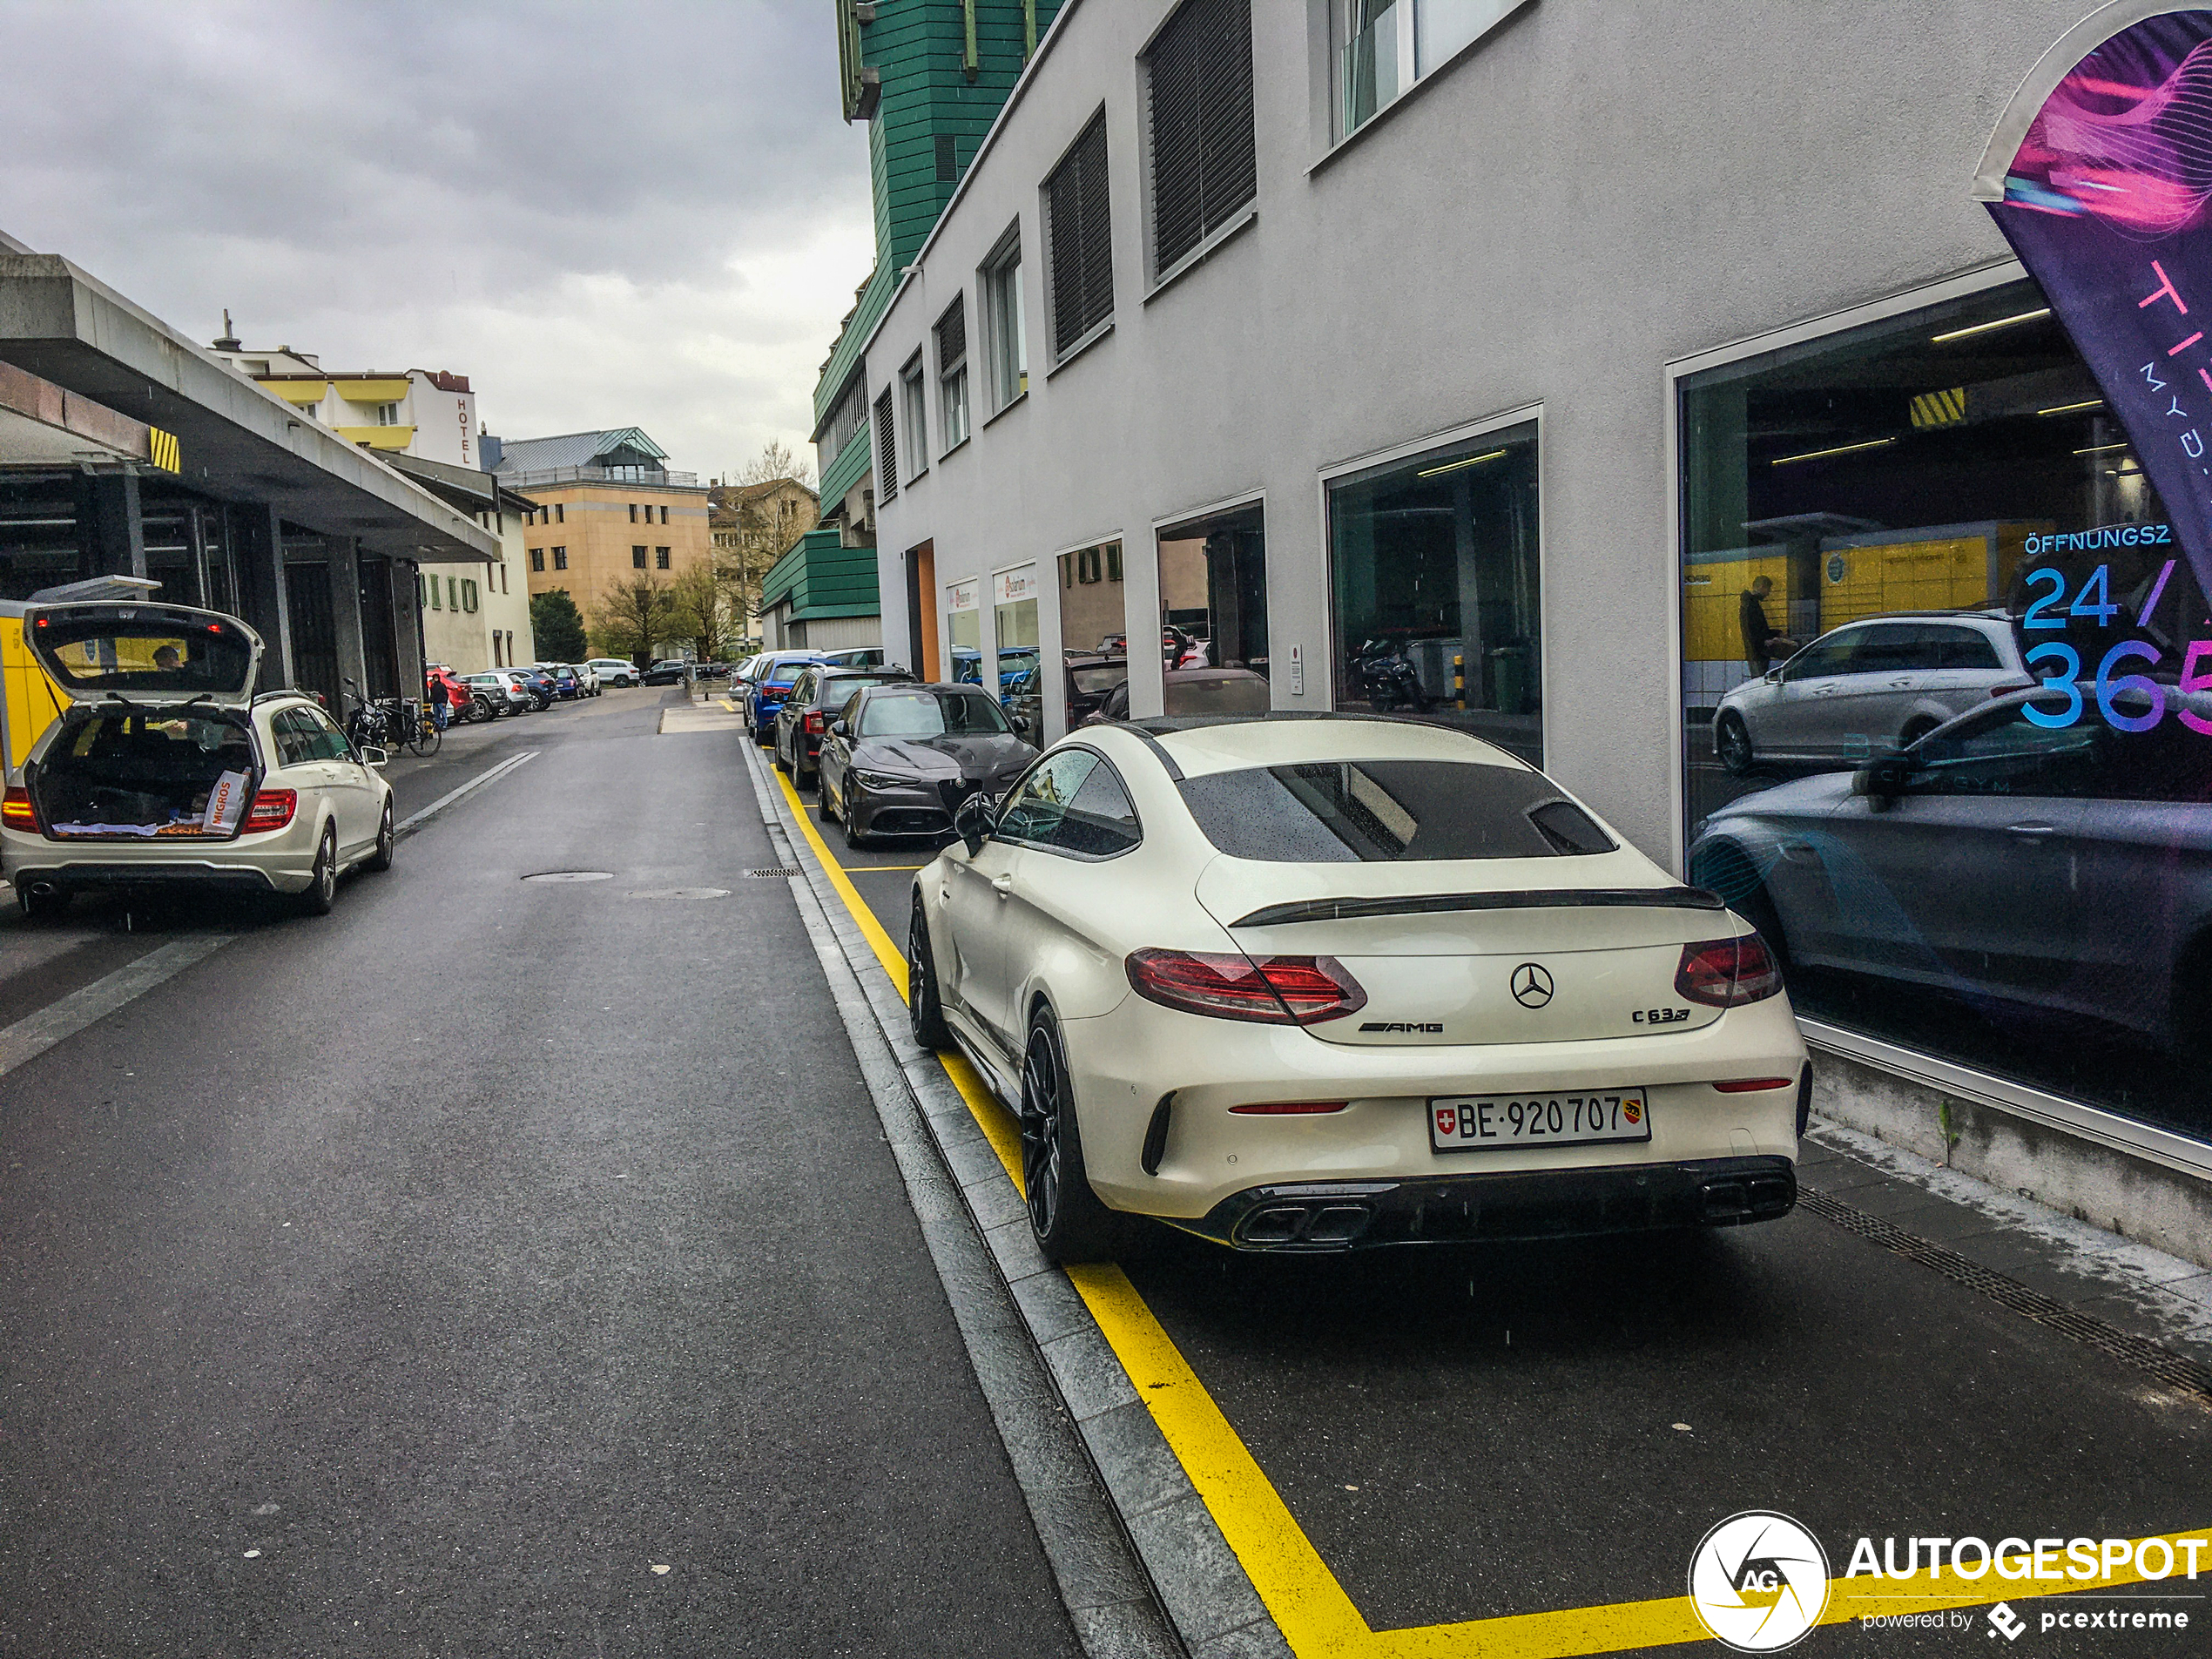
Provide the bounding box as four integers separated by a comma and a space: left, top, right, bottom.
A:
1230, 887, 1727, 928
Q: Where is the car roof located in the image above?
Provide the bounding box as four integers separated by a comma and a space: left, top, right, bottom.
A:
1129, 713, 1530, 779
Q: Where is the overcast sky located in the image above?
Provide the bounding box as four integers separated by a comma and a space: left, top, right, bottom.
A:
0, 1, 873, 482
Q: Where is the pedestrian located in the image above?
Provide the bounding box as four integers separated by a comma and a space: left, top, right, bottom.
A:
1739, 575, 1798, 674
428, 670, 451, 731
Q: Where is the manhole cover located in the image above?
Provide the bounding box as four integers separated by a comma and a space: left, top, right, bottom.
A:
745, 868, 802, 879
626, 887, 732, 900
523, 871, 614, 883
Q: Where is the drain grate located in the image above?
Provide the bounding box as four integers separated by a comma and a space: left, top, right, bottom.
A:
1800, 1186, 2212, 1404
745, 868, 802, 879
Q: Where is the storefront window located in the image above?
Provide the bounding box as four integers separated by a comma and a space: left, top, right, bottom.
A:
1058, 541, 1125, 738
947, 579, 981, 685
993, 564, 1042, 741
1328, 421, 1541, 765
1678, 278, 2212, 1141
1157, 502, 1268, 711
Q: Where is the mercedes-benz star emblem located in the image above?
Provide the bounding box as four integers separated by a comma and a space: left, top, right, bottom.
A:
1510, 962, 1554, 1008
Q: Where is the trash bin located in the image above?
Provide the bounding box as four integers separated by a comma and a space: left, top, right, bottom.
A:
1488, 644, 1530, 716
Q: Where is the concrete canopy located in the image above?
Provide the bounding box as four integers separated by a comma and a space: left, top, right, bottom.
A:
0, 253, 498, 564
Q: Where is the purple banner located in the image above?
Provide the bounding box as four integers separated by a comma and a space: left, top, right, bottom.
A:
1986, 8, 2212, 607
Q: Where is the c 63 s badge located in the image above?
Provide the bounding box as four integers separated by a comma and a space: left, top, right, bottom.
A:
1633, 1007, 1693, 1025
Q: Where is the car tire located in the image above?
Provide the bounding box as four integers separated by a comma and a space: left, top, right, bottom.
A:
17, 885, 69, 921
1020, 1004, 1121, 1264
816, 781, 837, 825
842, 805, 869, 849
1898, 716, 1940, 750
363, 801, 395, 873
774, 738, 791, 776
296, 822, 337, 916
1716, 711, 1756, 777
907, 897, 954, 1050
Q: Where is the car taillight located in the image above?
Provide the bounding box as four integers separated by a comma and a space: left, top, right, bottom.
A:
1125, 949, 1367, 1025
245, 789, 297, 832
1228, 1101, 1349, 1115
1713, 1077, 1795, 1093
1676, 934, 1784, 1007
2, 785, 39, 833
804, 711, 826, 735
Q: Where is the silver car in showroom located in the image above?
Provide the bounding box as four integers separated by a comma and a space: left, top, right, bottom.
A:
1712, 610, 2031, 775
1689, 689, 2212, 1055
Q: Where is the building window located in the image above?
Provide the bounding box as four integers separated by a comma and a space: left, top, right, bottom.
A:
936, 297, 969, 450
1677, 277, 2212, 1143
1160, 501, 1269, 693
529, 549, 545, 572
556, 503, 565, 523
462, 578, 478, 613
1337, 0, 1525, 138
553, 547, 568, 570
659, 504, 668, 524
494, 632, 503, 666
1329, 423, 1540, 763
423, 574, 441, 610
1057, 542, 1127, 716
1044, 111, 1112, 359
819, 369, 869, 469
873, 388, 899, 502
633, 546, 648, 569
936, 132, 959, 183
630, 503, 638, 523
655, 547, 670, 570
981, 230, 1028, 409
1143, 0, 1257, 278
447, 576, 459, 611
375, 401, 401, 425
500, 563, 509, 594
900, 353, 928, 481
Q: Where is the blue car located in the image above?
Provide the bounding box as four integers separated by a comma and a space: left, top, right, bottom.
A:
746, 651, 827, 747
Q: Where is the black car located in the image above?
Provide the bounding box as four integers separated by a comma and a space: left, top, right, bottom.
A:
642, 659, 690, 686
774, 664, 914, 786
816, 683, 1037, 848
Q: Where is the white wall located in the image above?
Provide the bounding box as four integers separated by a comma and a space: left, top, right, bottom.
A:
862, 0, 2093, 871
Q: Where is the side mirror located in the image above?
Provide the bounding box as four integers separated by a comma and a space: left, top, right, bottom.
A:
1764, 666, 1784, 684
360, 745, 389, 768
954, 791, 993, 857
1852, 754, 1909, 811
830, 719, 850, 738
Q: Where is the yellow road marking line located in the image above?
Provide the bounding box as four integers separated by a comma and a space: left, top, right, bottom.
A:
773, 760, 2209, 1656
842, 863, 928, 873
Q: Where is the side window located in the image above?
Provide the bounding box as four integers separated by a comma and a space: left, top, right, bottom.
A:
1905, 708, 2100, 799
996, 750, 1098, 847
1940, 628, 2004, 671
1783, 631, 1863, 682
305, 708, 354, 762
271, 709, 313, 767
1051, 759, 1143, 857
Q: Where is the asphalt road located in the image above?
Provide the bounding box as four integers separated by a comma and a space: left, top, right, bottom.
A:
0, 687, 1082, 1658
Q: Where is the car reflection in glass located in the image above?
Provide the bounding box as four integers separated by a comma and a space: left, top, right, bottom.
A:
816, 684, 1039, 849
1690, 688, 2212, 1056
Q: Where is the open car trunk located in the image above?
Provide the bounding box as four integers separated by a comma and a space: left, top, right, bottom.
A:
28, 706, 261, 841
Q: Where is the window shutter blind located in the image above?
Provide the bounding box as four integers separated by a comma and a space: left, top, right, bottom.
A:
1145, 0, 1256, 274
1046, 111, 1114, 356
935, 299, 967, 371
873, 388, 897, 499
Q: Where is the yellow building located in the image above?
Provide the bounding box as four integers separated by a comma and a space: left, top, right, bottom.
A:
489, 429, 711, 628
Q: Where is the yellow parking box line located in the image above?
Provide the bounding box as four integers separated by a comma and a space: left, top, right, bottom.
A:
774, 756, 2209, 1659
841, 863, 928, 873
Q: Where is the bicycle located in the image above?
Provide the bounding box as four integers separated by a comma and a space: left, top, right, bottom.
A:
408, 697, 443, 757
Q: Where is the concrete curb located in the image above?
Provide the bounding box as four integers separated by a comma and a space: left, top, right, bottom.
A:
740, 744, 1291, 1659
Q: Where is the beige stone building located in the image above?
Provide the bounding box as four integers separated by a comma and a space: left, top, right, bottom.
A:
488, 428, 711, 624
710, 476, 819, 651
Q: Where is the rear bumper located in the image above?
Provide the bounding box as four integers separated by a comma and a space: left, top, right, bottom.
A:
1180, 1156, 1797, 1251
10, 860, 283, 897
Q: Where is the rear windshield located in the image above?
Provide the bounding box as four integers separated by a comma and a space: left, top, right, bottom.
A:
1178, 760, 1616, 861
1164, 673, 1272, 717
858, 690, 1012, 738
814, 673, 901, 706
1071, 664, 1127, 695
762, 661, 814, 687
32, 610, 253, 697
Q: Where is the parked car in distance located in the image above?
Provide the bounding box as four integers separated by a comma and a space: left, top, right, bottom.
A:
1689, 687, 2212, 1055
589, 657, 640, 688
1080, 666, 1273, 725
426, 664, 482, 722
3, 601, 395, 919
567, 662, 602, 696
535, 664, 585, 699
774, 664, 916, 786
1712, 610, 2033, 776
745, 651, 828, 745
816, 683, 1038, 847
696, 662, 732, 680
643, 659, 691, 686
906, 713, 1806, 1264
502, 666, 555, 709
1064, 654, 1128, 727
462, 671, 534, 717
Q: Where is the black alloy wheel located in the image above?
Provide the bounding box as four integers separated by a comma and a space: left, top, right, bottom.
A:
774, 733, 791, 775
816, 777, 837, 824
907, 897, 953, 1050
364, 801, 395, 872
297, 823, 337, 916
1716, 711, 1756, 777
1019, 1006, 1121, 1264
842, 798, 869, 849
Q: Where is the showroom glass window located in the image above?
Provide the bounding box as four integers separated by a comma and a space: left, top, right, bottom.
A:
1327, 421, 1541, 765
1677, 278, 2212, 1141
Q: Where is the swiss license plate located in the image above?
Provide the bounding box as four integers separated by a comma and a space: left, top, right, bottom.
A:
1428, 1090, 1650, 1152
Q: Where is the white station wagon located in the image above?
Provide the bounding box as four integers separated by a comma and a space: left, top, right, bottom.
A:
2, 602, 394, 920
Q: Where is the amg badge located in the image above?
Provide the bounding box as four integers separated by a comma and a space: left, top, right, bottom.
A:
1359, 1021, 1445, 1034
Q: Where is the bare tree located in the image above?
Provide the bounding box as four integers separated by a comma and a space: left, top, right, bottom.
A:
735, 438, 813, 489
667, 563, 731, 664
713, 441, 821, 652
591, 573, 675, 663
